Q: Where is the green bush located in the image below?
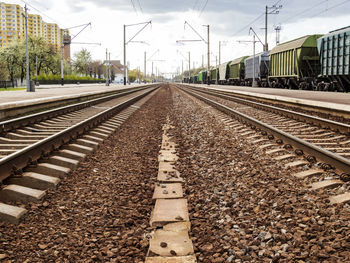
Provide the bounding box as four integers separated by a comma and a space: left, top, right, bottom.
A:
37, 74, 105, 84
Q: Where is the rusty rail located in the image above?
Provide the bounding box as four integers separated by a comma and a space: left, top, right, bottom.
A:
185, 85, 350, 134
0, 86, 158, 182
180, 86, 350, 174
0, 86, 153, 134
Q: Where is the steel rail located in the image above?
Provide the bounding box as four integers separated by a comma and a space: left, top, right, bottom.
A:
184, 84, 350, 119
0, 86, 158, 182
0, 85, 154, 134
186, 85, 350, 134
180, 86, 350, 174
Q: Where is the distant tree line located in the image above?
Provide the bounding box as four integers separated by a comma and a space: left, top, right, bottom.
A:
0, 37, 106, 86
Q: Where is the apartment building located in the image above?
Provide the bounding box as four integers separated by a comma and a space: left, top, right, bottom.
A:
0, 2, 70, 59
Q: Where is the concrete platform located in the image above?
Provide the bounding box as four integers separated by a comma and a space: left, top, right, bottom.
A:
186, 84, 350, 111
0, 84, 149, 120
150, 199, 189, 228
0, 203, 27, 224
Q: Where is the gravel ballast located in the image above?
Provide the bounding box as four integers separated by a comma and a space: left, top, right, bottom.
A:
170, 87, 350, 263
1, 85, 350, 263
0, 87, 172, 262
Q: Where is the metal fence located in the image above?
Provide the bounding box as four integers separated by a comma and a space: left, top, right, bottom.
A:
0, 80, 18, 88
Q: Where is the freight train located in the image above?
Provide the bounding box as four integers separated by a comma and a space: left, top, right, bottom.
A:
184, 26, 350, 92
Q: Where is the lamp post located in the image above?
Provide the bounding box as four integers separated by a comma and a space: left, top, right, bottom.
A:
24, 4, 31, 92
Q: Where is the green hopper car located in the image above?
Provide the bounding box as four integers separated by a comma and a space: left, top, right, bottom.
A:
269, 34, 322, 89
229, 56, 249, 85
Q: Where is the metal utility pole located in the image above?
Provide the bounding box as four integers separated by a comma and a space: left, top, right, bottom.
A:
188, 52, 191, 83
24, 4, 31, 92
123, 21, 152, 85
182, 60, 183, 83
60, 31, 64, 86
264, 4, 282, 51
237, 27, 264, 87
206, 25, 210, 85
219, 41, 221, 65
152, 61, 154, 82
144, 51, 146, 83
61, 22, 93, 86
109, 52, 111, 84
176, 21, 210, 85
35, 56, 38, 84
124, 25, 126, 85
215, 56, 218, 85
105, 49, 109, 86
252, 34, 256, 87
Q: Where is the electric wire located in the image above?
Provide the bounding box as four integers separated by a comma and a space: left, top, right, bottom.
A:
193, 0, 200, 10
20, 0, 66, 27
309, 0, 350, 18
136, 0, 143, 14
279, 0, 328, 23
129, 0, 138, 15
231, 13, 264, 37
199, 0, 209, 17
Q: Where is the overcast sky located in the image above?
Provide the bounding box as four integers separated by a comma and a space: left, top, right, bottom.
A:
8, 0, 350, 78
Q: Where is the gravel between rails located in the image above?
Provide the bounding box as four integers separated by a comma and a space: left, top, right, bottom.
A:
0, 86, 172, 262
170, 87, 350, 263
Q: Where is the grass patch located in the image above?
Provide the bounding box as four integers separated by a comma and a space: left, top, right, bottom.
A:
0, 88, 26, 91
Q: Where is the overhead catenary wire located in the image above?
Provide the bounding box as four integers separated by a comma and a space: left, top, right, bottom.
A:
129, 0, 138, 15
230, 0, 284, 38
136, 0, 143, 14
279, 0, 329, 24
192, 0, 200, 11
20, 0, 66, 27
309, 0, 350, 18
231, 13, 264, 37
199, 0, 209, 17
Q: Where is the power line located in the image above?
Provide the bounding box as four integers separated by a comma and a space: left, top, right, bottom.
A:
199, 0, 209, 17
136, 0, 143, 14
193, 0, 200, 10
129, 0, 138, 15
231, 13, 264, 37
279, 0, 328, 24
20, 0, 66, 27
309, 0, 350, 18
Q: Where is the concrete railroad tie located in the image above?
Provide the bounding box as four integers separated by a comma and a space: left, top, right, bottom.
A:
145, 119, 197, 262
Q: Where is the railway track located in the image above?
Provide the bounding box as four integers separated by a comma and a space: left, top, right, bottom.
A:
178, 84, 350, 205
0, 85, 159, 223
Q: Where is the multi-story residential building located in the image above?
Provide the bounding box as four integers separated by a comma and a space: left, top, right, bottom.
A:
0, 2, 70, 60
